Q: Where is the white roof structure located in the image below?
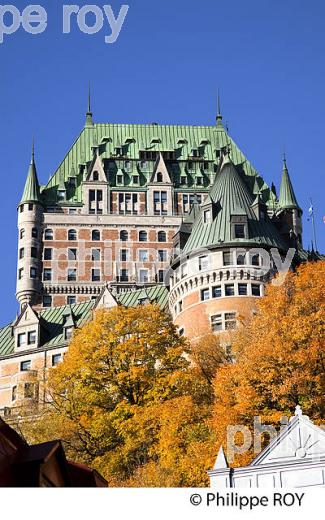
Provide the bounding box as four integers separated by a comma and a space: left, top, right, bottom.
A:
208, 406, 325, 488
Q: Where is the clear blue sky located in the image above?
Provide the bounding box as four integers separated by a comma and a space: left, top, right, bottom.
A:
0, 0, 324, 326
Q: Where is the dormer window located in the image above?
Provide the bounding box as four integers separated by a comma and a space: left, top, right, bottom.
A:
93, 171, 99, 181
157, 172, 163, 183
115, 146, 123, 156
64, 326, 74, 341
117, 174, 124, 185
69, 176, 77, 187
203, 209, 212, 224
196, 177, 203, 186
133, 175, 139, 184
28, 331, 36, 345
17, 333, 26, 348
191, 148, 199, 157
58, 190, 66, 202
124, 161, 131, 172
234, 224, 246, 238
180, 176, 187, 185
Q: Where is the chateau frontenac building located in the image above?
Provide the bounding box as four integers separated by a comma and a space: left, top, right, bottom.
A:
0, 100, 320, 413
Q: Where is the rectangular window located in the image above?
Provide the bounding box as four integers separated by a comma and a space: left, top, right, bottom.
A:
64, 326, 73, 340
120, 269, 129, 282
252, 284, 261, 296
52, 354, 62, 367
203, 209, 211, 224
117, 174, 124, 185
20, 229, 25, 239
28, 204, 34, 211
28, 331, 36, 345
69, 208, 77, 214
212, 285, 222, 298
19, 248, 24, 259
225, 284, 235, 296
17, 333, 26, 348
158, 250, 167, 262
92, 269, 101, 282
223, 251, 232, 266
44, 248, 52, 260
12, 386, 17, 402
238, 284, 248, 296
201, 288, 210, 301
18, 268, 24, 280
20, 360, 31, 371
225, 312, 237, 330
89, 189, 103, 215
24, 383, 35, 399
120, 249, 129, 262
31, 247, 38, 258
235, 224, 246, 238
237, 253, 246, 265
68, 248, 77, 261
43, 268, 52, 281
133, 175, 139, 184
43, 295, 52, 307
154, 191, 167, 215
92, 249, 101, 261
67, 269, 77, 282
181, 263, 187, 279
199, 255, 209, 271
139, 269, 149, 283
158, 269, 165, 283
211, 314, 222, 332
30, 267, 37, 279
139, 250, 148, 262
67, 296, 76, 305
32, 228, 38, 238
178, 300, 183, 313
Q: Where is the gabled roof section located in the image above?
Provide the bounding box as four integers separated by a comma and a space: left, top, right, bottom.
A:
183, 154, 286, 254
278, 158, 301, 211
14, 304, 39, 328
251, 406, 325, 466
20, 145, 42, 205
85, 151, 107, 183
149, 153, 172, 184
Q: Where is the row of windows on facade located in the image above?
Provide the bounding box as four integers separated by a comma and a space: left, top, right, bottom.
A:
171, 252, 262, 285
174, 283, 262, 316
111, 167, 211, 185
11, 354, 62, 402
115, 193, 202, 216
40, 267, 166, 283
41, 228, 168, 242
87, 190, 170, 216
41, 247, 168, 262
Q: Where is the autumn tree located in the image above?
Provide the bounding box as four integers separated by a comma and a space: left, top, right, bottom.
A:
21, 304, 214, 486
211, 261, 325, 466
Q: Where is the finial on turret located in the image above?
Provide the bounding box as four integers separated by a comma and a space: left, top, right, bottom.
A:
85, 82, 94, 127
216, 89, 223, 125
31, 137, 35, 163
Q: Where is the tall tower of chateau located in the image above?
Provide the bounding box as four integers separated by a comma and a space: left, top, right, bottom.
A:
276, 157, 303, 247
16, 145, 43, 309
169, 152, 289, 340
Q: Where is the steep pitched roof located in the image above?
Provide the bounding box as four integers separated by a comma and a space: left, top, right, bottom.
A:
20, 146, 42, 205
0, 286, 169, 359
40, 121, 276, 207
183, 154, 286, 254
278, 159, 300, 211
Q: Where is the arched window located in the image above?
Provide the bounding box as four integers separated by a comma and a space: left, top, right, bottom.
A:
139, 230, 147, 242
68, 229, 77, 241
120, 230, 128, 242
158, 231, 166, 243
44, 229, 53, 241
32, 228, 38, 239
92, 229, 100, 241
93, 171, 99, 181
157, 172, 163, 183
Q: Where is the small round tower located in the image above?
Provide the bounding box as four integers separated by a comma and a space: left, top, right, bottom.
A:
16, 144, 43, 309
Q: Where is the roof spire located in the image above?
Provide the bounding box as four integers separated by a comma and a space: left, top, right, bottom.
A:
20, 140, 42, 206
216, 89, 223, 126
85, 82, 94, 127
278, 155, 300, 211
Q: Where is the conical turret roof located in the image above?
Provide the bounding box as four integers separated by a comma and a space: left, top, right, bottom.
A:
20, 145, 42, 205
183, 154, 286, 254
278, 158, 300, 211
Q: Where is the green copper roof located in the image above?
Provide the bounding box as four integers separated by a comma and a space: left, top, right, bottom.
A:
0, 286, 169, 359
40, 121, 277, 207
20, 147, 42, 205
183, 155, 287, 254
278, 159, 300, 211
